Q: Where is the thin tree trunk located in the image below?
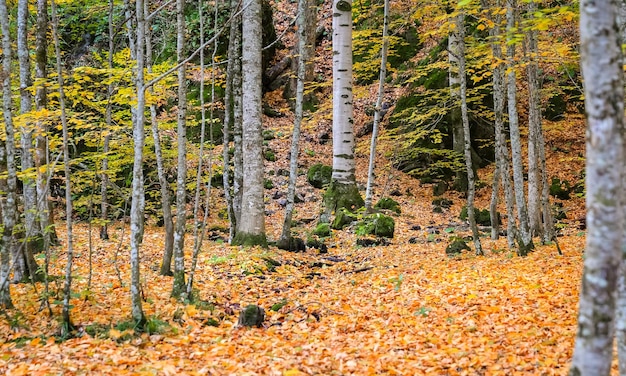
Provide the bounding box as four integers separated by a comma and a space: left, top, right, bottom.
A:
506, 0, 533, 254
171, 0, 187, 298
51, 0, 76, 334
101, 0, 115, 241
129, 0, 147, 326
145, 3, 174, 276
455, 9, 483, 256
364, 0, 390, 210
0, 0, 15, 309
490, 163, 500, 240
448, 5, 466, 192
571, 0, 623, 372
280, 0, 309, 243
232, 20, 244, 229
222, 0, 240, 243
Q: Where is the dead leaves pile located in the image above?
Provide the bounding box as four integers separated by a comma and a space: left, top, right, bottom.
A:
0, 219, 587, 375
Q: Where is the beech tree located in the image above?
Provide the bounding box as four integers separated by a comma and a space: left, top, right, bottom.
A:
325, 0, 364, 216
570, 0, 624, 372
233, 0, 267, 247
0, 0, 16, 309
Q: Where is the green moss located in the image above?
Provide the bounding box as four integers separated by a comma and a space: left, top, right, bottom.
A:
445, 237, 470, 255
374, 197, 401, 214
313, 222, 331, 237
323, 181, 364, 214
264, 179, 274, 189
332, 209, 358, 230
307, 164, 332, 189
171, 271, 186, 299
459, 206, 496, 226
264, 149, 276, 162
232, 232, 268, 248
355, 213, 395, 238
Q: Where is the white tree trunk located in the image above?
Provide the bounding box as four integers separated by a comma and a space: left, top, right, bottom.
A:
234, 0, 267, 246
0, 0, 15, 309
364, 0, 390, 210
129, 0, 146, 325
331, 0, 356, 185
506, 0, 533, 253
571, 0, 624, 373
172, 0, 187, 298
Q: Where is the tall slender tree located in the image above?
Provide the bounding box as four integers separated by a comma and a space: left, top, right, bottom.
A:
325, 0, 364, 217
570, 0, 623, 372
0, 0, 16, 309
364, 0, 390, 210
233, 0, 267, 247
129, 0, 147, 326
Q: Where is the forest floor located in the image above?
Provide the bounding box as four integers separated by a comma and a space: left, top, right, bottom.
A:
0, 110, 600, 375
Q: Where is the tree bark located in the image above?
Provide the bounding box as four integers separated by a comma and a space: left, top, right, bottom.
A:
506, 0, 533, 254
0, 0, 15, 309
233, 0, 267, 247
129, 0, 147, 326
570, 0, 624, 373
171, 0, 187, 298
364, 0, 390, 210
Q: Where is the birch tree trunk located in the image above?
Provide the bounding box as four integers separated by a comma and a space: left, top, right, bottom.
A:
171, 0, 188, 298
233, 0, 267, 247
280, 0, 308, 243
0, 0, 15, 309
506, 0, 533, 254
570, 0, 623, 372
15, 0, 43, 283
232, 14, 244, 230
364, 0, 389, 210
101, 0, 114, 241
51, 0, 76, 333
325, 0, 364, 215
129, 0, 147, 326
448, 6, 465, 192
145, 4, 175, 276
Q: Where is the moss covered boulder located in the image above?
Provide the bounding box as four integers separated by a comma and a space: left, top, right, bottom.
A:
374, 197, 401, 214
332, 209, 358, 230
307, 164, 332, 189
445, 237, 470, 255
459, 206, 497, 226
313, 222, 331, 237
355, 213, 395, 238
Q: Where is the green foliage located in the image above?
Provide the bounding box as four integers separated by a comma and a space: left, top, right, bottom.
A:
459, 206, 495, 226
332, 208, 358, 230
313, 223, 331, 237
549, 177, 571, 200
264, 149, 277, 162
445, 236, 470, 255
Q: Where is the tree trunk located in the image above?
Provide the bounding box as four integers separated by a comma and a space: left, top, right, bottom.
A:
455, 10, 483, 256
571, 0, 623, 373
129, 0, 147, 326
280, 0, 309, 243
506, 0, 533, 254
232, 15, 244, 229
364, 0, 390, 210
171, 0, 187, 298
101, 0, 115, 241
325, 0, 364, 216
51, 0, 76, 333
145, 4, 174, 277
233, 0, 267, 247
448, 6, 466, 192
0, 0, 15, 309
222, 0, 241, 243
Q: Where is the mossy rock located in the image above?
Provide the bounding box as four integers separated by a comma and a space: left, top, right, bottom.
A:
307, 164, 332, 189
445, 237, 470, 255
264, 149, 277, 162
332, 209, 358, 230
237, 305, 265, 328
374, 197, 401, 214
459, 206, 496, 226
276, 236, 306, 253
356, 237, 390, 247
549, 177, 571, 200
355, 213, 395, 238
306, 237, 328, 253
264, 179, 274, 189
432, 198, 453, 209
313, 222, 331, 237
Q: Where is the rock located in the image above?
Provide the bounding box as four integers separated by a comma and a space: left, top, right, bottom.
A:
237, 305, 265, 328
307, 164, 332, 189
355, 213, 395, 238
445, 237, 471, 255
276, 237, 306, 252
374, 197, 401, 214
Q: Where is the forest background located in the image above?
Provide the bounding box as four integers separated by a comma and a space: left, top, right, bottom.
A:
0, 0, 607, 374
